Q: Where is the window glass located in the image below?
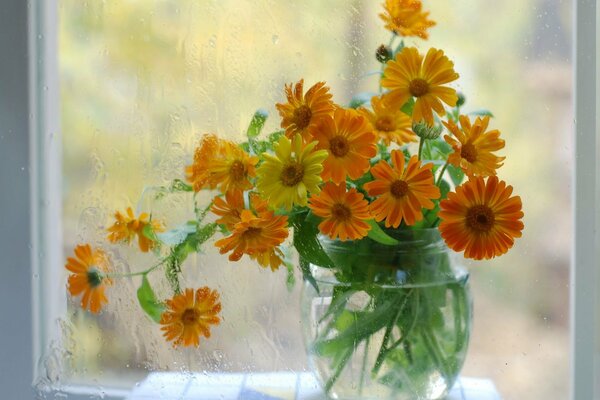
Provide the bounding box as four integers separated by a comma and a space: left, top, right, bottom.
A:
53, 1, 573, 397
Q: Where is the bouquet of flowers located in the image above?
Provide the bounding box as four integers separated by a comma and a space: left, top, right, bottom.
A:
65, 0, 524, 397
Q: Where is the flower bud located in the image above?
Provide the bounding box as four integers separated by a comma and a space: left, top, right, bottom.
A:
376, 45, 392, 63
456, 92, 466, 108
412, 121, 443, 140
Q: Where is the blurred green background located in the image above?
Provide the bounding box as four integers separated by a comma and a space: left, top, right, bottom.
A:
59, 1, 573, 398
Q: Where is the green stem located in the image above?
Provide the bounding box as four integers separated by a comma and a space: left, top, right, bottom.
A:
325, 348, 353, 394
380, 290, 420, 360
421, 328, 451, 384
418, 137, 425, 160
359, 336, 370, 395
435, 160, 449, 186
107, 257, 168, 279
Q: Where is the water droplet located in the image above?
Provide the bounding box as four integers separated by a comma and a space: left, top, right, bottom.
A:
272, 35, 279, 44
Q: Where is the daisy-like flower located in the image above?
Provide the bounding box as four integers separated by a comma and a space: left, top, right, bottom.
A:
312, 108, 377, 184
276, 79, 335, 140
439, 176, 524, 260
379, 0, 436, 39
211, 190, 246, 230
308, 182, 372, 241
107, 207, 164, 252
215, 210, 288, 262
160, 287, 222, 348
360, 96, 417, 146
381, 47, 459, 126
207, 141, 259, 193
364, 152, 440, 227
185, 134, 220, 192
256, 134, 328, 210
443, 115, 506, 177
65, 244, 112, 314
250, 247, 285, 272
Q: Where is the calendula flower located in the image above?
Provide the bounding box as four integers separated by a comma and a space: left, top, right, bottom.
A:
207, 141, 259, 193
360, 96, 417, 146
443, 115, 505, 177
312, 108, 377, 184
250, 247, 285, 272
214, 210, 289, 262
379, 0, 436, 39
276, 79, 335, 140
364, 152, 440, 227
309, 182, 372, 241
257, 134, 328, 210
160, 287, 222, 348
185, 134, 220, 192
439, 176, 524, 260
107, 207, 164, 252
211, 190, 246, 230
65, 244, 112, 314
382, 47, 459, 126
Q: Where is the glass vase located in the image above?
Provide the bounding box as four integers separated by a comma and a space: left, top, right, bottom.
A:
300, 229, 472, 400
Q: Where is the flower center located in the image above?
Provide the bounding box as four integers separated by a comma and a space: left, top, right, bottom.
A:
329, 135, 350, 157
390, 180, 409, 198
181, 308, 200, 326
331, 203, 352, 222
280, 162, 305, 187
409, 78, 429, 97
375, 116, 395, 132
229, 159, 247, 182
292, 105, 312, 130
461, 143, 478, 163
86, 268, 103, 288
466, 205, 495, 233
244, 226, 263, 241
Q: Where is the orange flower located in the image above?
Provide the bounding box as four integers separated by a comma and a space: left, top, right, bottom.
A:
379, 0, 436, 39
160, 287, 221, 348
107, 207, 164, 252
276, 79, 335, 140
211, 190, 246, 230
309, 182, 372, 241
214, 210, 289, 262
65, 244, 112, 314
443, 115, 505, 177
360, 96, 417, 146
185, 134, 220, 192
364, 152, 440, 227
312, 108, 377, 184
250, 247, 285, 272
382, 47, 459, 126
207, 141, 259, 193
439, 176, 523, 260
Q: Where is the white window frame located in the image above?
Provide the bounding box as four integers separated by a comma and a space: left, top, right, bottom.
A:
0, 0, 596, 398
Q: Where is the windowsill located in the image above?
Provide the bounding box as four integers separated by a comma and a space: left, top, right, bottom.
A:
126, 372, 501, 400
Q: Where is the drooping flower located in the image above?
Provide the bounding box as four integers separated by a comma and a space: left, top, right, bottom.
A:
207, 141, 259, 193
185, 134, 220, 192
360, 96, 417, 146
250, 247, 285, 272
160, 287, 222, 348
276, 79, 335, 140
211, 190, 246, 230
439, 176, 523, 260
312, 108, 377, 184
65, 244, 112, 314
443, 115, 505, 177
308, 182, 372, 241
381, 47, 459, 126
256, 134, 328, 210
379, 0, 436, 39
107, 207, 164, 252
364, 152, 440, 227
214, 210, 289, 262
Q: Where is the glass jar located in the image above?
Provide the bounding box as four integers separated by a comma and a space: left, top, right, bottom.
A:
300, 229, 472, 400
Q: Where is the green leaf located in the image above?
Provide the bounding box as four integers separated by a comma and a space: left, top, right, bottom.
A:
292, 212, 335, 269
349, 92, 377, 109
447, 164, 465, 187
169, 179, 193, 192
157, 221, 197, 246
299, 258, 319, 293
439, 179, 451, 200
137, 276, 164, 323
400, 97, 415, 116
366, 220, 399, 245
141, 224, 159, 243
246, 109, 268, 139
469, 109, 494, 118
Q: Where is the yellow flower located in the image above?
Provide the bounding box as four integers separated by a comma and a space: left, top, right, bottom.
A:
439, 176, 524, 260
308, 182, 372, 241
360, 96, 417, 146
160, 287, 221, 348
256, 134, 328, 210
276, 79, 335, 141
382, 47, 459, 126
185, 134, 220, 192
443, 115, 505, 177
207, 141, 258, 194
250, 247, 285, 272
379, 0, 436, 39
65, 244, 112, 314
107, 207, 164, 252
